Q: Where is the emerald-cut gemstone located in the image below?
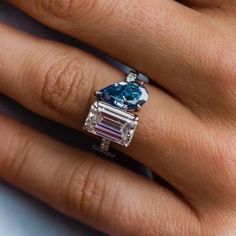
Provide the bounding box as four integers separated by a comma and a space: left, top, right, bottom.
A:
83, 101, 138, 147
96, 81, 148, 111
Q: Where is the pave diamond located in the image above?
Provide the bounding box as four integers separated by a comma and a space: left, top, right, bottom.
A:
83, 101, 138, 147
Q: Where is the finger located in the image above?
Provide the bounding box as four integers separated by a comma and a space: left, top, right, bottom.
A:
0, 115, 200, 235
7, 0, 211, 102
0, 24, 212, 201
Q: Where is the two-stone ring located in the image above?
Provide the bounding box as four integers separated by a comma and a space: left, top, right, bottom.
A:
83, 71, 149, 152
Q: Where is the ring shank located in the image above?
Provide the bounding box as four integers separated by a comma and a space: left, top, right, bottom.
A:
100, 138, 111, 152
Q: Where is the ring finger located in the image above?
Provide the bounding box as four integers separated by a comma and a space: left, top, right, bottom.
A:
0, 23, 211, 201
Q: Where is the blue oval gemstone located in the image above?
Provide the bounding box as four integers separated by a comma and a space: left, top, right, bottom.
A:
97, 81, 148, 111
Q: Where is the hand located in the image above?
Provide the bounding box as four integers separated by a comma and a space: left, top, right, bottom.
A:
1, 1, 236, 235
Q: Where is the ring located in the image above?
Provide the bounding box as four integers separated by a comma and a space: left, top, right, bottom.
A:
83, 71, 149, 152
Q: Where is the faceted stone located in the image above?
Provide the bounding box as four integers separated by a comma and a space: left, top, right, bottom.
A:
83, 101, 138, 147
97, 81, 148, 111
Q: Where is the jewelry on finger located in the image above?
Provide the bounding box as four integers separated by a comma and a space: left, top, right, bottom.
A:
83, 71, 149, 152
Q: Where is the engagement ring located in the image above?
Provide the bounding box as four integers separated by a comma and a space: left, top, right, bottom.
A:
83, 71, 149, 152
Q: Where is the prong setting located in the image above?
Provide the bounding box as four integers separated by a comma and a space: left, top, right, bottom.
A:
94, 91, 102, 97
84, 71, 148, 151
135, 105, 142, 112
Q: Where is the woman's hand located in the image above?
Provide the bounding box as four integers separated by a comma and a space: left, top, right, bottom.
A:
1, 0, 236, 235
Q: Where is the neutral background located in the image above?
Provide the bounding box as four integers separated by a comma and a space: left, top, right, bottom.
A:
0, 1, 151, 236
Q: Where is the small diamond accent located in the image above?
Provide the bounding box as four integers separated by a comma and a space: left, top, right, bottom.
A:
84, 101, 138, 147
126, 71, 138, 82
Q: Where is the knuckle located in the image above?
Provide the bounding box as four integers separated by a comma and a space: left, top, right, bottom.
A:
40, 56, 94, 117
40, 0, 121, 26
64, 162, 106, 219
40, 0, 97, 20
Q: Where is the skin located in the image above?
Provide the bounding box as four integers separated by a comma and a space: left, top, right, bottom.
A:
0, 0, 236, 235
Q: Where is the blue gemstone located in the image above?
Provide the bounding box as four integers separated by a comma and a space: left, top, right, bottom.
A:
97, 81, 148, 111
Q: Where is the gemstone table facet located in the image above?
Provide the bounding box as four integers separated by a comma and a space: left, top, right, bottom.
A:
83, 101, 138, 147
